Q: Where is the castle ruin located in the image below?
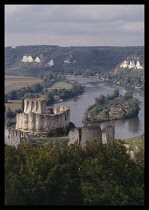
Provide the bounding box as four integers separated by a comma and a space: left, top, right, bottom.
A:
16, 98, 70, 133
5, 98, 115, 148
68, 122, 115, 147
5, 127, 32, 148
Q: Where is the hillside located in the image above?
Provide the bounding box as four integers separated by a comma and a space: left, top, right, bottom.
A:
5, 45, 144, 77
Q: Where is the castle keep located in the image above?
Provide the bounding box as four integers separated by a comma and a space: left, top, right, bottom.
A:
16, 98, 70, 133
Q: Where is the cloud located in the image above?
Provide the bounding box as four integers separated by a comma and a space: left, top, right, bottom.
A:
5, 4, 144, 47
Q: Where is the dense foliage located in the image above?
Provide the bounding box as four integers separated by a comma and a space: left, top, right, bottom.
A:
5, 45, 144, 77
5, 139, 144, 205
5, 71, 84, 105
83, 90, 140, 123
46, 82, 84, 105
104, 67, 144, 91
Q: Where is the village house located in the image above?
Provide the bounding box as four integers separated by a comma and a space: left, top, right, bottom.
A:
109, 107, 123, 116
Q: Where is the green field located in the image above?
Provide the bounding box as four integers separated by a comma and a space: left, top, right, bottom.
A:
123, 135, 141, 142
5, 75, 42, 94
122, 135, 144, 153
48, 82, 72, 90
5, 100, 22, 112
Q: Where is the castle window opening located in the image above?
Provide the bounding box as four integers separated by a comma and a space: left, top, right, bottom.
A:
26, 101, 29, 111
31, 101, 34, 111
36, 102, 38, 112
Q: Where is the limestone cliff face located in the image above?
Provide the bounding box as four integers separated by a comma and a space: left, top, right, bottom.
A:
16, 98, 70, 133
120, 57, 143, 69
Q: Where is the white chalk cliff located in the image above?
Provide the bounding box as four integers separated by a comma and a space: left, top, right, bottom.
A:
48, 60, 54, 67
120, 58, 143, 69
35, 56, 41, 62
22, 55, 34, 62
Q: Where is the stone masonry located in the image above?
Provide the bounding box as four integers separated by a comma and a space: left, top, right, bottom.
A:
16, 98, 70, 133
68, 122, 115, 146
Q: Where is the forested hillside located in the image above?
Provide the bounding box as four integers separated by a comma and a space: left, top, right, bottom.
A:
5, 45, 144, 77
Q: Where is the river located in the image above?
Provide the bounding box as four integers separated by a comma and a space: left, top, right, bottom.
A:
53, 76, 144, 139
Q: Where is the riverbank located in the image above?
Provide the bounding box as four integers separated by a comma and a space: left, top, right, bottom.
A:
54, 76, 144, 139
82, 90, 140, 124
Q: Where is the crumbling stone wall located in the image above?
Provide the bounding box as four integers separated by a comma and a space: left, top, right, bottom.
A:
81, 124, 102, 146
68, 122, 115, 147
24, 98, 46, 114
102, 121, 115, 146
5, 127, 32, 148
5, 127, 21, 147
16, 98, 70, 133
68, 128, 81, 146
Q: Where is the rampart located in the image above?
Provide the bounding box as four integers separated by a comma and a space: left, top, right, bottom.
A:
5, 127, 32, 148
102, 121, 115, 146
16, 98, 70, 133
68, 122, 115, 146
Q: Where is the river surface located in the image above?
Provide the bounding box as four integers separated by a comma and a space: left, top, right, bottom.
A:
53, 76, 144, 139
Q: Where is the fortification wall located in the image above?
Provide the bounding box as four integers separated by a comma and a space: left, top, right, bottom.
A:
5, 127, 21, 147
68, 128, 81, 146
24, 98, 46, 114
68, 122, 115, 147
102, 122, 115, 146
5, 127, 32, 148
16, 105, 70, 133
81, 124, 102, 146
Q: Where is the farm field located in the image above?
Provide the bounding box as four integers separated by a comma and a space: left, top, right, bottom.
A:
5, 75, 42, 94
48, 82, 72, 90
5, 100, 22, 112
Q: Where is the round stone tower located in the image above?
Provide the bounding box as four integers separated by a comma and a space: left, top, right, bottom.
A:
24, 98, 46, 114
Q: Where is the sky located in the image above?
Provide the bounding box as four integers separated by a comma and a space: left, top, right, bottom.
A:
5, 4, 144, 47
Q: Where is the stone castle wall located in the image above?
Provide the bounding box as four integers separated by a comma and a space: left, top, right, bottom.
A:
5, 127, 21, 147
24, 98, 46, 114
68, 122, 115, 147
102, 121, 115, 146
68, 128, 81, 145
16, 98, 70, 133
5, 127, 32, 148
81, 124, 102, 146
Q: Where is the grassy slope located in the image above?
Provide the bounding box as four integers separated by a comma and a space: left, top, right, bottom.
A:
48, 82, 72, 90
120, 135, 144, 154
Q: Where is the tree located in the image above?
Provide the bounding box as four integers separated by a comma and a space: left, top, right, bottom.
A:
32, 83, 43, 93
95, 95, 105, 105
112, 89, 119, 98
127, 98, 140, 118
6, 107, 15, 118
124, 91, 133, 101
5, 139, 144, 205
46, 91, 54, 105
9, 90, 17, 100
